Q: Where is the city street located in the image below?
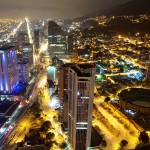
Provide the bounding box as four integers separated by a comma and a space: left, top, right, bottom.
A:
93, 100, 140, 150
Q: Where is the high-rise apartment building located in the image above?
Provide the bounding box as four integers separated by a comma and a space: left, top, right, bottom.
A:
58, 63, 95, 150
58, 64, 71, 128
0, 46, 18, 92
58, 64, 70, 101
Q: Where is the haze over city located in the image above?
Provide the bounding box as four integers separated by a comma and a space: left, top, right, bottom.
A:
0, 0, 131, 18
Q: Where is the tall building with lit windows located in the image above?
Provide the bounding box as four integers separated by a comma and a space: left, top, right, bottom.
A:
48, 21, 62, 44
34, 25, 40, 50
18, 61, 29, 83
67, 63, 95, 150
48, 21, 67, 56
18, 31, 29, 52
0, 46, 18, 92
22, 43, 33, 67
146, 52, 150, 85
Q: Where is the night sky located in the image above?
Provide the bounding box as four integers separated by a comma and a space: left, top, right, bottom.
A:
0, 0, 131, 19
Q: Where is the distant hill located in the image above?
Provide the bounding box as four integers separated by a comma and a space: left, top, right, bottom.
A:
85, 0, 150, 18
70, 0, 150, 34
110, 0, 150, 16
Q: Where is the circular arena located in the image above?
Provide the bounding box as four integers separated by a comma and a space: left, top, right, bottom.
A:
119, 88, 150, 114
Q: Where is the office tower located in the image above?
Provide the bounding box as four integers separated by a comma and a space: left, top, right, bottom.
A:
48, 21, 66, 56
18, 61, 29, 83
22, 43, 33, 67
48, 21, 62, 44
59, 63, 95, 150
18, 32, 29, 52
49, 44, 66, 55
34, 25, 40, 50
0, 46, 18, 92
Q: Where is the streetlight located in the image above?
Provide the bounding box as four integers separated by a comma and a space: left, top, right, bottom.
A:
114, 107, 120, 113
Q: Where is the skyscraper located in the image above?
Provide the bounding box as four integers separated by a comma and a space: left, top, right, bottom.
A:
58, 63, 71, 128
48, 21, 67, 56
22, 43, 33, 67
18, 31, 29, 52
18, 61, 29, 83
0, 46, 18, 92
34, 25, 40, 50
48, 21, 62, 44
59, 63, 95, 150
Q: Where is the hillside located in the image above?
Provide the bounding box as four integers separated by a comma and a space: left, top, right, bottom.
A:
111, 0, 150, 16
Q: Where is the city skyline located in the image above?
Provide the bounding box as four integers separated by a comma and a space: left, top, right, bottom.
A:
0, 1, 150, 149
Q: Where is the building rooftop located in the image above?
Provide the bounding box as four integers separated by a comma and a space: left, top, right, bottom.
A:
23, 43, 32, 46
18, 31, 28, 35
0, 82, 28, 95
18, 61, 28, 64
61, 63, 95, 69
78, 63, 95, 69
119, 88, 150, 105
0, 116, 8, 128
5, 101, 20, 117
71, 66, 91, 77
0, 100, 20, 116
18, 145, 47, 150
48, 21, 60, 28
61, 63, 74, 67
60, 63, 95, 77
0, 46, 15, 51
0, 100, 14, 114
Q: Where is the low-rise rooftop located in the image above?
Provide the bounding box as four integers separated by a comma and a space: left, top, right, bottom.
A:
0, 46, 15, 51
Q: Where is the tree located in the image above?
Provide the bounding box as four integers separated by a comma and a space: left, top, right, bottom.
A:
24, 134, 30, 142
120, 139, 128, 149
119, 66, 124, 72
46, 132, 55, 140
104, 96, 111, 102
101, 140, 107, 148
41, 121, 51, 131
139, 131, 149, 143
29, 128, 35, 133
31, 102, 42, 114
35, 113, 41, 118
94, 125, 100, 132
60, 142, 67, 149
45, 141, 53, 148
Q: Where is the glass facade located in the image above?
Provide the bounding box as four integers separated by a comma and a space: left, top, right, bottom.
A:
0, 47, 18, 92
